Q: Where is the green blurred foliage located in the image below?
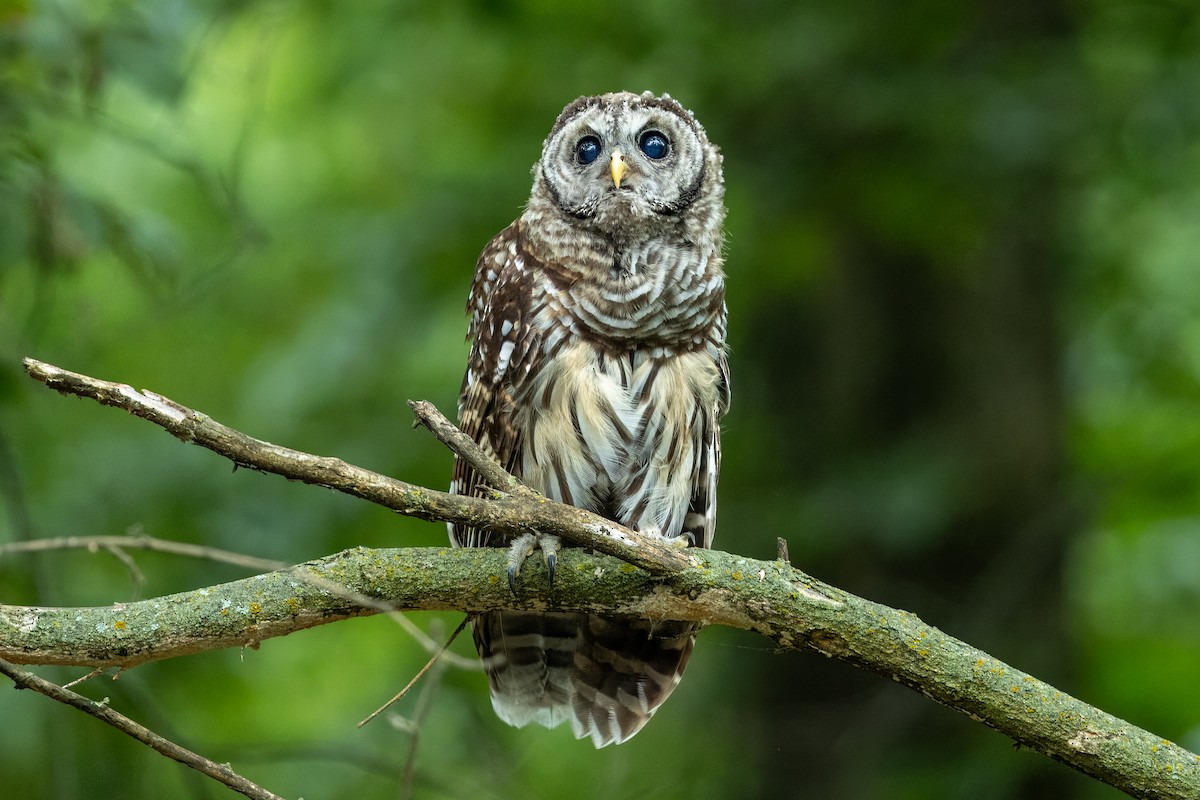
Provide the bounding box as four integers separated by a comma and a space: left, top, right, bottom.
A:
1, 0, 1199, 797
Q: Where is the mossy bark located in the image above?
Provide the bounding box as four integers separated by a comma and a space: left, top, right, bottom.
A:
3, 545, 1197, 800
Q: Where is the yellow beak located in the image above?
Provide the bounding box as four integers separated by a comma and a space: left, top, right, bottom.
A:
611, 149, 628, 189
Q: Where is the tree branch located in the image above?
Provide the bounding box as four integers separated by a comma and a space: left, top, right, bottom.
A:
21, 358, 690, 575
407, 399, 537, 498
9, 358, 1200, 800
0, 531, 287, 572
0, 657, 284, 800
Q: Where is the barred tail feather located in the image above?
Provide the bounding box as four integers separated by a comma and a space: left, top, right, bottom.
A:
475, 611, 696, 748
475, 611, 579, 729
571, 616, 696, 747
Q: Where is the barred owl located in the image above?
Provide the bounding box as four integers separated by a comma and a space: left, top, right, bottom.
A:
450, 91, 728, 747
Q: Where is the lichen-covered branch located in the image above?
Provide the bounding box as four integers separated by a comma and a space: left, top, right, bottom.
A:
3, 545, 1197, 799
10, 358, 1200, 800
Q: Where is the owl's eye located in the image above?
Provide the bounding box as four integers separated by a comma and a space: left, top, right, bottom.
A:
576, 136, 602, 165
638, 130, 670, 160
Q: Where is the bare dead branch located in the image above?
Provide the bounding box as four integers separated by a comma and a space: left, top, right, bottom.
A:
407, 399, 537, 498
21, 357, 691, 575
0, 657, 286, 800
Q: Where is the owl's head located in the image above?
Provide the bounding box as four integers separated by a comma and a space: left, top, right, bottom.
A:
533, 91, 724, 241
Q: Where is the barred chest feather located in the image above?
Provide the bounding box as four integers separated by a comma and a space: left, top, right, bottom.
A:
515, 340, 721, 537
526, 217, 726, 352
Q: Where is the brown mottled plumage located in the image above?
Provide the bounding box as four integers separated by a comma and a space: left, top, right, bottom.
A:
450, 92, 728, 747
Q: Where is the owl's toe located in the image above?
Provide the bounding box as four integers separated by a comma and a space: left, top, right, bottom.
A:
637, 525, 693, 549
540, 535, 560, 586
505, 532, 561, 595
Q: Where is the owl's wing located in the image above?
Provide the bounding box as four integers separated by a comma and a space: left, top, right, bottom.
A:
686, 341, 729, 550
450, 222, 544, 548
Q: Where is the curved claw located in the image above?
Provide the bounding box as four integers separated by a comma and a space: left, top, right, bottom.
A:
540, 534, 560, 588
503, 532, 559, 594
505, 533, 536, 596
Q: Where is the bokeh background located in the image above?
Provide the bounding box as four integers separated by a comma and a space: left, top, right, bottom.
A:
3, 1, 1199, 798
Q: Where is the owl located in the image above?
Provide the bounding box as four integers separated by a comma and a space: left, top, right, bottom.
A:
450, 91, 728, 747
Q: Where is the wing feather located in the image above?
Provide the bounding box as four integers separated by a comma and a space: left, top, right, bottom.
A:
684, 346, 728, 549
450, 222, 544, 548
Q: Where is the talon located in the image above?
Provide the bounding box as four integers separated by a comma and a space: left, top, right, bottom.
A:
505, 533, 538, 596
541, 535, 561, 587
504, 532, 559, 594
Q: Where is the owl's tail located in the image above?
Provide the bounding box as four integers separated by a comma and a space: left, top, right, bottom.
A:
473, 610, 697, 747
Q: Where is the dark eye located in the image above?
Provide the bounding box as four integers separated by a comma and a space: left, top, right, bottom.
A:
576, 135, 602, 165
638, 130, 669, 159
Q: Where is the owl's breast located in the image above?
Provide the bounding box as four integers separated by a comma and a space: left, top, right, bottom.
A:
537, 244, 724, 353
514, 340, 721, 534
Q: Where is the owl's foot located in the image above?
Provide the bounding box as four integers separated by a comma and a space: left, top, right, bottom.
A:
636, 525, 694, 549
506, 532, 561, 594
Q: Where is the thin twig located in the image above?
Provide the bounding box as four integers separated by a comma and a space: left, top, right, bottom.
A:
101, 543, 146, 593
359, 616, 470, 728
388, 612, 480, 671
62, 667, 106, 690
0, 658, 286, 800
397, 619, 450, 800
407, 400, 537, 498
0, 533, 288, 572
